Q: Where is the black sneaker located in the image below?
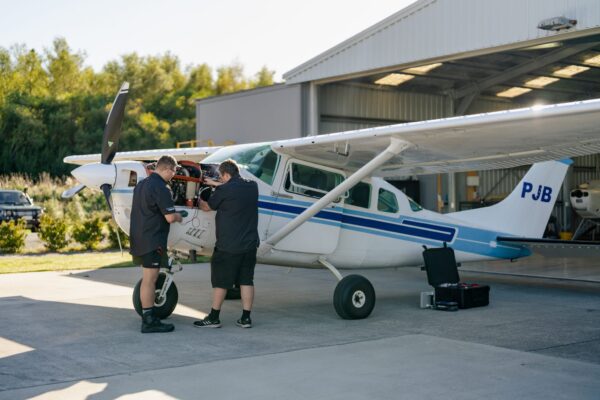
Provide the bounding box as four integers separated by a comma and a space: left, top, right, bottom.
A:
193, 316, 222, 328
236, 317, 252, 328
141, 315, 175, 333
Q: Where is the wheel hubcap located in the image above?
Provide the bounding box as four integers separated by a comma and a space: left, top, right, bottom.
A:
352, 290, 366, 308
154, 290, 166, 307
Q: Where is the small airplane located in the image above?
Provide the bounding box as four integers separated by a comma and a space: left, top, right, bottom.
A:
63, 82, 600, 319
570, 180, 600, 239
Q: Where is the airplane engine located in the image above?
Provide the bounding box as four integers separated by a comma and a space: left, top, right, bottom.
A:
159, 161, 220, 207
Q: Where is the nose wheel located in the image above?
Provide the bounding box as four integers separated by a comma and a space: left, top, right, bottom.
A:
133, 272, 179, 319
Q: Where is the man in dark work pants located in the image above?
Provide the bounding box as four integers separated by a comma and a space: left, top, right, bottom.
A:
130, 155, 183, 333
194, 159, 259, 328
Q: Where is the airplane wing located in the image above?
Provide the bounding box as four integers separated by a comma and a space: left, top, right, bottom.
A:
497, 237, 600, 258
63, 146, 222, 165
271, 99, 600, 177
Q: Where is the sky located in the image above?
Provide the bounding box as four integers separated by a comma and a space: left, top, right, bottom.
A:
0, 0, 417, 81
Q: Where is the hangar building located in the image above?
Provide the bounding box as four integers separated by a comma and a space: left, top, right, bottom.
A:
196, 0, 600, 233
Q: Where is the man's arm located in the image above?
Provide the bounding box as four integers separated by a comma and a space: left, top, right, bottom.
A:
154, 184, 183, 224
164, 213, 183, 223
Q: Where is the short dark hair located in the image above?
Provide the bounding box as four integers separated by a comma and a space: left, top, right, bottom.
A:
156, 155, 178, 170
219, 159, 240, 177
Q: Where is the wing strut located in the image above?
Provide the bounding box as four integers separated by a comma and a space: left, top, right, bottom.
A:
258, 138, 412, 255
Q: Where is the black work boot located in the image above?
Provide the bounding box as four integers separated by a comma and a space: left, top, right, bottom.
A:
141, 312, 175, 333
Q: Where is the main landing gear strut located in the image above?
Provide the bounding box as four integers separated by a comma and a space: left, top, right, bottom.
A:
319, 257, 376, 320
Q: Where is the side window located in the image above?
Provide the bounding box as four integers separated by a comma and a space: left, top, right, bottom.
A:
284, 163, 344, 199
408, 197, 423, 212
128, 171, 138, 187
346, 182, 371, 209
378, 188, 399, 213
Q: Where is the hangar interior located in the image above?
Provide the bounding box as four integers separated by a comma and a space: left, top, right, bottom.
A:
196, 0, 600, 237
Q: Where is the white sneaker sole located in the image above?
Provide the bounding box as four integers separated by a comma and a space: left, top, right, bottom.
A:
194, 322, 221, 328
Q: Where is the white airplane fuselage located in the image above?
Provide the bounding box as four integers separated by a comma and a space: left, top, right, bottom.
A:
105, 155, 531, 270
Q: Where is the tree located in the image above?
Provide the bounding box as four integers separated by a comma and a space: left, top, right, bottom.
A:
253, 66, 275, 87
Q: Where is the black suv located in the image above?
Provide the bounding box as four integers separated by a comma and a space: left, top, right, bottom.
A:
0, 190, 43, 231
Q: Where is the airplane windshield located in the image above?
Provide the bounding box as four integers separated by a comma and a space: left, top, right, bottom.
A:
203, 143, 280, 185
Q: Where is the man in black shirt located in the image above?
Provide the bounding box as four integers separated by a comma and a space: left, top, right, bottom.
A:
130, 155, 183, 333
194, 159, 259, 329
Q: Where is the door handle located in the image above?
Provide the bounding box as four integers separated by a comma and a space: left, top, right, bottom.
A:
271, 191, 293, 199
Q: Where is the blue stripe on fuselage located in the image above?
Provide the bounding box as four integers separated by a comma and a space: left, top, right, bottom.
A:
258, 195, 525, 259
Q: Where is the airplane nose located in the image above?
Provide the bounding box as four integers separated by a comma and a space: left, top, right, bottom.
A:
71, 163, 116, 190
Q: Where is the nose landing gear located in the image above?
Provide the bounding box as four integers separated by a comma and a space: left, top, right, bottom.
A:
133, 255, 182, 319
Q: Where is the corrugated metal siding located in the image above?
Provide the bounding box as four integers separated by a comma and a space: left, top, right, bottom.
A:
285, 0, 600, 84
319, 83, 449, 133
466, 98, 520, 114
479, 155, 600, 200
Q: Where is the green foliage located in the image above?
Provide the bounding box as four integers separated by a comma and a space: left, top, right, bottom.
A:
38, 213, 70, 251
0, 218, 27, 254
107, 220, 129, 249
0, 38, 276, 176
72, 216, 104, 250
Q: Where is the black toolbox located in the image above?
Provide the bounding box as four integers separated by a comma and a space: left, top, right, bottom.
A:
434, 283, 490, 309
423, 243, 490, 309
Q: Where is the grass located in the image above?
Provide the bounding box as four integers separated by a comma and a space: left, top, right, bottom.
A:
0, 251, 209, 274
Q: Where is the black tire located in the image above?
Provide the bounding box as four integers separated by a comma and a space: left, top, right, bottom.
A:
133, 273, 178, 319
333, 275, 376, 320
225, 285, 241, 300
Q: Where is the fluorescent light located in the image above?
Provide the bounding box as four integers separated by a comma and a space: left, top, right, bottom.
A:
553, 65, 589, 78
403, 63, 443, 74
496, 87, 532, 98
374, 73, 414, 86
525, 76, 559, 88
584, 54, 600, 67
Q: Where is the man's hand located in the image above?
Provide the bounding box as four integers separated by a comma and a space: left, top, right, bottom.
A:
204, 177, 223, 187
199, 200, 212, 212
165, 212, 183, 224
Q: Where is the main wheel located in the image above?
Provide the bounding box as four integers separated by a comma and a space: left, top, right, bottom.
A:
133, 273, 179, 319
333, 275, 375, 319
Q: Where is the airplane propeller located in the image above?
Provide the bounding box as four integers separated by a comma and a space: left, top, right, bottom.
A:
101, 82, 129, 165
61, 82, 130, 251
61, 82, 129, 200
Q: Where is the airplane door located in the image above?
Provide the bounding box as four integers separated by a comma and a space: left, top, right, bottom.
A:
266, 160, 344, 254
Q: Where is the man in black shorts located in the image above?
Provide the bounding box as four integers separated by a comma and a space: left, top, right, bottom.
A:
130, 155, 183, 333
194, 159, 259, 328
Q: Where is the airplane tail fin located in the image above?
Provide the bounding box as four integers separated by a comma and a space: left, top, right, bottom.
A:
450, 160, 571, 238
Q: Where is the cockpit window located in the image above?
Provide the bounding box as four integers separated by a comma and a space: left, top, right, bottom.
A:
203, 143, 280, 185
377, 188, 398, 213
284, 162, 344, 199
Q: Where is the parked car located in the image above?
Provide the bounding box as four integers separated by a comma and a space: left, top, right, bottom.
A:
0, 190, 43, 231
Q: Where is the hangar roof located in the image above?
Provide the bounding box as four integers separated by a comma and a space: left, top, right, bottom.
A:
283, 0, 600, 85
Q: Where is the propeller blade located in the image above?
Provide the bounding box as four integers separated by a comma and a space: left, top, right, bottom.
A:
100, 183, 113, 211
61, 184, 86, 199
101, 82, 130, 165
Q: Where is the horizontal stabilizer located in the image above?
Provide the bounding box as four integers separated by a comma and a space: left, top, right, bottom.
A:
497, 237, 600, 258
